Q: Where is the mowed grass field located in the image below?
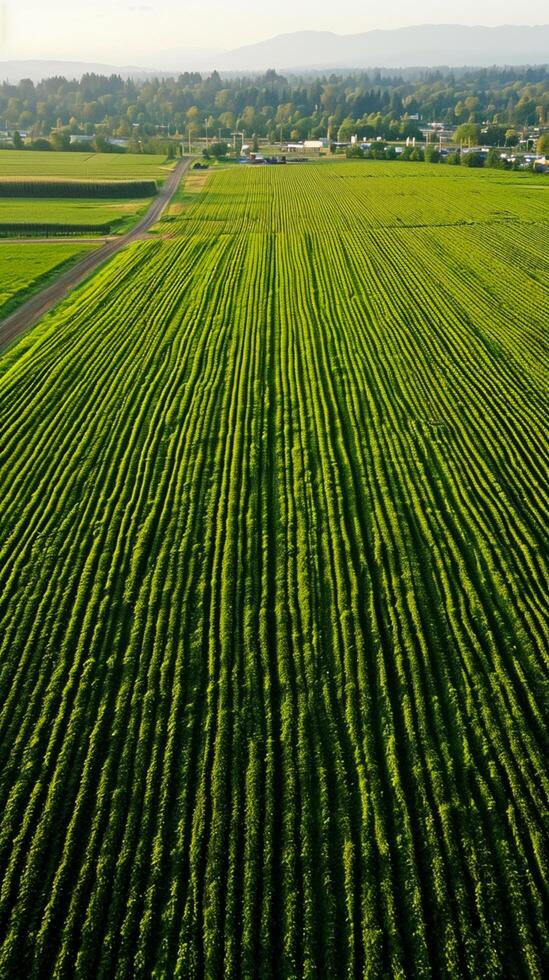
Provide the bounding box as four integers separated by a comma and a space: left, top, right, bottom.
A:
0, 197, 151, 234
0, 242, 97, 318
0, 162, 547, 977
0, 150, 175, 181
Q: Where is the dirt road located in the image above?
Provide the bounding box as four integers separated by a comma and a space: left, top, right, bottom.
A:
0, 157, 190, 352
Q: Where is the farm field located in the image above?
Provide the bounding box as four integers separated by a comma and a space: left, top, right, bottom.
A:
0, 241, 97, 318
0, 161, 547, 977
0, 197, 152, 235
162, 159, 549, 233
0, 150, 175, 181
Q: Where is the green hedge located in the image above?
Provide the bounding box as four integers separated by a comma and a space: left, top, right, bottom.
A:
0, 179, 157, 198
0, 222, 111, 236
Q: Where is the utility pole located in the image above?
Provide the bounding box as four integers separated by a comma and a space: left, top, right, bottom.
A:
231, 131, 242, 155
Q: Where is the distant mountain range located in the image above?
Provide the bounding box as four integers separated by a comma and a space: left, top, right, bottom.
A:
216, 25, 549, 72
1, 25, 548, 82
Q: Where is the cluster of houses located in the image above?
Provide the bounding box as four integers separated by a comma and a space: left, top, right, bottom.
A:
500, 152, 547, 171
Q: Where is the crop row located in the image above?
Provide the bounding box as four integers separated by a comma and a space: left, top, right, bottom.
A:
163, 162, 549, 237
0, 179, 157, 198
0, 222, 111, 236
0, 162, 546, 977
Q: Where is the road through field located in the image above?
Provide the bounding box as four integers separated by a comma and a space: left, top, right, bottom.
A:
0, 157, 190, 352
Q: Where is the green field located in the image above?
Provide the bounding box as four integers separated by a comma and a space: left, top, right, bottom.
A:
0, 150, 175, 181
0, 197, 151, 235
0, 155, 163, 236
0, 162, 547, 977
163, 159, 549, 232
0, 242, 96, 318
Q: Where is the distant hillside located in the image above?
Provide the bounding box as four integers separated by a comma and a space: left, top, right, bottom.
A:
216, 24, 549, 71
0, 60, 169, 83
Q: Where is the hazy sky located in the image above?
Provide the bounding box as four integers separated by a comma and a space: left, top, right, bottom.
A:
1, 1, 547, 63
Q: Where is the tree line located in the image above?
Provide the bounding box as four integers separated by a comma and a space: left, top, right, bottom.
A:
1, 66, 547, 150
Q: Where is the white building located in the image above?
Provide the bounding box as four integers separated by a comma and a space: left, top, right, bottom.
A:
304, 139, 328, 151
